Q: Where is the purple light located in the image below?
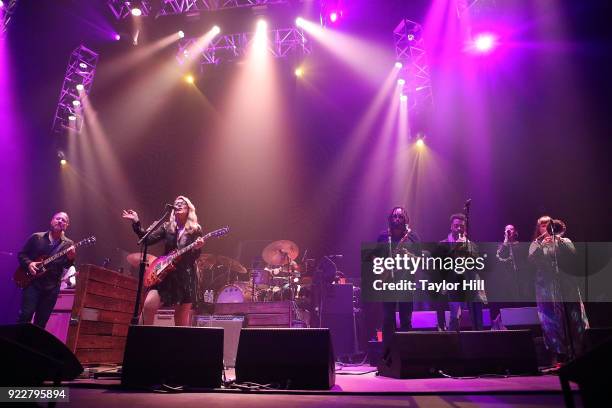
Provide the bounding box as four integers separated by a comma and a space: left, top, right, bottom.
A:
395, 61, 403, 69
473, 33, 497, 53
114, 33, 121, 41
329, 12, 338, 23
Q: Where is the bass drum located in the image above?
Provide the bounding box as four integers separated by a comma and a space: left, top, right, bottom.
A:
216, 282, 252, 303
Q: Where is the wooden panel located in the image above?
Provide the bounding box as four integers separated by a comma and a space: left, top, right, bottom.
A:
247, 313, 291, 326
76, 349, 125, 365
76, 335, 126, 349
81, 307, 132, 324
86, 280, 136, 301
78, 320, 114, 336
112, 324, 129, 337
87, 265, 138, 291
84, 293, 134, 314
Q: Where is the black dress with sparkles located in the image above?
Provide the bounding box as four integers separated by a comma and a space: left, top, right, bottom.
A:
132, 221, 202, 305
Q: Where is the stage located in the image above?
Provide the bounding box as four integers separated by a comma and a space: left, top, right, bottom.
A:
64, 367, 580, 407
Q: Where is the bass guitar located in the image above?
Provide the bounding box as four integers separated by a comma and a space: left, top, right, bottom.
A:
13, 236, 97, 289
143, 226, 229, 288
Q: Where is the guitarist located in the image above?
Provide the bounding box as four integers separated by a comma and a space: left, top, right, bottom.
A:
122, 196, 205, 326
377, 207, 420, 349
17, 212, 76, 328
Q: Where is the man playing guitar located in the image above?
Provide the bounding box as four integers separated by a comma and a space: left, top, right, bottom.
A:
17, 212, 76, 328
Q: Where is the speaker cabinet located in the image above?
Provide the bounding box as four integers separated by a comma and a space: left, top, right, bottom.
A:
193, 315, 245, 367
0, 323, 83, 386
121, 325, 223, 389
235, 328, 335, 389
378, 330, 538, 378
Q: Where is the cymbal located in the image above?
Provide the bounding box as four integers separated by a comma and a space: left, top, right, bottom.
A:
196, 253, 247, 274
262, 240, 299, 265
126, 253, 157, 268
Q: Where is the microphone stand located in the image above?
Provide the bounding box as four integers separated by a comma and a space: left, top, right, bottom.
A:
549, 222, 576, 361
130, 206, 173, 325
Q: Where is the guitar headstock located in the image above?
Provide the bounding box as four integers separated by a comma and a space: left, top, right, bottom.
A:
80, 236, 97, 247
205, 226, 230, 239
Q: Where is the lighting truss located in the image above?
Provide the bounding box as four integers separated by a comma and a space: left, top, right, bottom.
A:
1, 0, 19, 35
51, 45, 99, 134
108, 0, 291, 19
177, 27, 310, 66
393, 19, 433, 113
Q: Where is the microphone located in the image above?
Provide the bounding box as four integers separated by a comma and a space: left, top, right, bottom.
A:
166, 203, 179, 210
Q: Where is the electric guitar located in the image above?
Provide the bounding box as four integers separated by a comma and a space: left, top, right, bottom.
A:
13, 236, 97, 289
143, 226, 229, 288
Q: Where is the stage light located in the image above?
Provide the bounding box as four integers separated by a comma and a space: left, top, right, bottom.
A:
294, 67, 304, 77
212, 25, 221, 35
131, 7, 142, 17
72, 100, 81, 107
395, 61, 403, 69
415, 138, 425, 148
79, 62, 87, 69
185, 74, 195, 84
58, 151, 67, 166
473, 33, 496, 53
397, 78, 405, 86
178, 30, 185, 39
0, 1, 5, 8
114, 33, 121, 41
257, 20, 267, 31
68, 115, 77, 121
295, 17, 305, 27
400, 94, 408, 102
76, 84, 84, 91
329, 11, 338, 23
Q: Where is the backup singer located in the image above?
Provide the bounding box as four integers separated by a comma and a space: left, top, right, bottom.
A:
377, 206, 420, 348
122, 196, 205, 326
17, 212, 76, 328
528, 216, 588, 363
438, 213, 487, 331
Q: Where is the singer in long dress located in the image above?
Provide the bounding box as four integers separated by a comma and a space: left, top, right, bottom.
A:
122, 196, 205, 326
528, 216, 589, 362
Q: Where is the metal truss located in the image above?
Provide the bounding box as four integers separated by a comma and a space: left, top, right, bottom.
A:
51, 45, 99, 134
108, 0, 291, 19
394, 19, 433, 113
1, 0, 19, 35
177, 27, 311, 66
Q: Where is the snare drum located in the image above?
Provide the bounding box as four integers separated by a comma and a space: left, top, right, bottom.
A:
216, 282, 252, 303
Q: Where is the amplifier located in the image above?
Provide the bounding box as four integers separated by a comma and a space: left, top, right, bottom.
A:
194, 315, 245, 367
153, 309, 194, 327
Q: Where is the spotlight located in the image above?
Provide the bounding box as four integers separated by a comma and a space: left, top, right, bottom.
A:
1, 1, 5, 8
72, 100, 81, 107
329, 11, 338, 23
178, 30, 185, 39
395, 61, 403, 69
294, 67, 304, 77
58, 151, 67, 166
79, 62, 87, 69
185, 74, 195, 84
473, 33, 497, 53
114, 33, 121, 41
416, 139, 425, 148
76, 84, 84, 91
400, 95, 408, 102
397, 78, 405, 86
131, 7, 142, 17
212, 25, 221, 35
68, 115, 77, 121
257, 20, 267, 30
295, 17, 305, 27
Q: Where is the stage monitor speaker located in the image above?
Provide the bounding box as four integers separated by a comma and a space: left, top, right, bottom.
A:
378, 330, 538, 378
559, 337, 612, 408
0, 323, 83, 386
121, 325, 223, 389
193, 315, 245, 367
235, 328, 335, 389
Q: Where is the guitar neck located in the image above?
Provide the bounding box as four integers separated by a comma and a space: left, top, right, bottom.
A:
42, 240, 83, 266
171, 229, 226, 260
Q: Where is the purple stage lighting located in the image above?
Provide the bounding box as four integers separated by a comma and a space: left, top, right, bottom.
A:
329, 11, 338, 23
473, 33, 497, 53
395, 61, 403, 69
114, 33, 121, 41
131, 7, 142, 17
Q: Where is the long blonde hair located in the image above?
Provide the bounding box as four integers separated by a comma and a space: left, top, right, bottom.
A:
167, 195, 201, 234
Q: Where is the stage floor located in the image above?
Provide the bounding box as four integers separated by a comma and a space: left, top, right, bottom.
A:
65, 365, 581, 407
